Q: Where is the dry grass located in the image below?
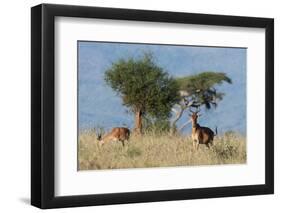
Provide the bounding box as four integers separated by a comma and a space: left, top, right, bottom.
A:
78, 130, 246, 170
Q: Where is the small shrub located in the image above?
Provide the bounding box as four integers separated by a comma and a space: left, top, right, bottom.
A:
214, 144, 238, 159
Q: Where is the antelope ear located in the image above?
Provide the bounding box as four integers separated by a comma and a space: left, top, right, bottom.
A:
198, 114, 202, 117
188, 113, 192, 116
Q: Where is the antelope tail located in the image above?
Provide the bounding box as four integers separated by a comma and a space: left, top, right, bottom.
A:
214, 126, 218, 136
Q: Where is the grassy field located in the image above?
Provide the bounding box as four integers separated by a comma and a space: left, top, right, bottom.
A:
78, 130, 246, 170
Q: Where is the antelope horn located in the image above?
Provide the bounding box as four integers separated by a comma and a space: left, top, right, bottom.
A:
189, 108, 195, 113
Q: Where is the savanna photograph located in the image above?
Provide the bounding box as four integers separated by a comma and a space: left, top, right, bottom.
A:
78, 41, 246, 171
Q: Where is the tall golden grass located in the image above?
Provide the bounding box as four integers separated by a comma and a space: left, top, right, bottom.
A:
78, 130, 246, 170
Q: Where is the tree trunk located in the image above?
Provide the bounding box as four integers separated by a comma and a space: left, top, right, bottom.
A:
170, 106, 185, 134
170, 99, 195, 134
134, 109, 143, 134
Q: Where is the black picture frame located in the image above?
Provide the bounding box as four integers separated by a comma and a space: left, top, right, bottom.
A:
31, 3, 274, 209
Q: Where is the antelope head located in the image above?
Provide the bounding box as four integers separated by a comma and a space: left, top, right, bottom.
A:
188, 108, 202, 123
95, 127, 104, 144
96, 132, 105, 146
96, 132, 102, 141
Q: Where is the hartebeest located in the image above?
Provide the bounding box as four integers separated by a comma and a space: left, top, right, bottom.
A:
97, 127, 130, 146
189, 109, 217, 150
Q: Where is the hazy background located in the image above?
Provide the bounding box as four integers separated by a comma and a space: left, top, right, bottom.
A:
78, 41, 246, 135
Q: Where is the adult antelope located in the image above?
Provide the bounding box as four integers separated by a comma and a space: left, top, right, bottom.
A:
189, 109, 217, 150
97, 127, 130, 146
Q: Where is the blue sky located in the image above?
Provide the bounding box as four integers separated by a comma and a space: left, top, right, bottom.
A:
78, 41, 246, 134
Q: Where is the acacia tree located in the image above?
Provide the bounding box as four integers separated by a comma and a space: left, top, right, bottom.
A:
104, 53, 179, 134
171, 72, 232, 133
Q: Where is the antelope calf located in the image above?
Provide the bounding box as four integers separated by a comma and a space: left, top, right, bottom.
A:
97, 127, 130, 146
189, 109, 217, 150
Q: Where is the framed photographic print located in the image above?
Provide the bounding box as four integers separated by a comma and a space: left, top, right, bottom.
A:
31, 3, 274, 209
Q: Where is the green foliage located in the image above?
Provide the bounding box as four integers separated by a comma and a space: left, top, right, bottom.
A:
142, 116, 171, 134
175, 72, 232, 109
176, 72, 232, 91
104, 53, 180, 118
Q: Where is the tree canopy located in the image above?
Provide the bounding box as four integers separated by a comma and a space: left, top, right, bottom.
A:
171, 72, 232, 133
175, 72, 232, 109
104, 53, 180, 133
